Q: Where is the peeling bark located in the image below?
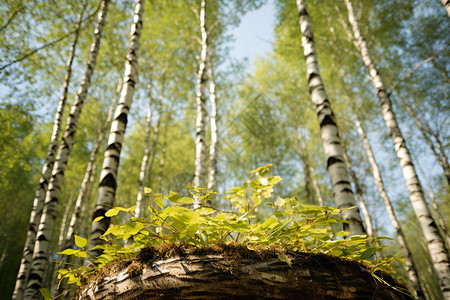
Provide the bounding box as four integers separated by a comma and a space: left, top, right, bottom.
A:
353, 114, 425, 300
22, 1, 109, 298
296, 0, 366, 236
77, 252, 413, 300
344, 0, 450, 297
86, 0, 144, 263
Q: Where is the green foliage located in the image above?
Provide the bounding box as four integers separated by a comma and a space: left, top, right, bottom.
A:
56, 165, 399, 289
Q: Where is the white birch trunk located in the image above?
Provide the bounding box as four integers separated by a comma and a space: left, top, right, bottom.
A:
207, 54, 218, 199
344, 0, 450, 297
441, 0, 450, 16
427, 189, 450, 248
156, 102, 174, 193
85, 0, 143, 263
12, 2, 88, 298
23, 1, 109, 298
296, 0, 366, 236
353, 114, 425, 299
53, 79, 121, 295
397, 93, 450, 185
193, 0, 209, 209
342, 143, 375, 237
134, 82, 153, 220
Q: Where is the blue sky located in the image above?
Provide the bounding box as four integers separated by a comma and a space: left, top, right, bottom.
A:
228, 0, 275, 66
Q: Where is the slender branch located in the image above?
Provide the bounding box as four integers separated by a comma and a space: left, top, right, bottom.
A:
0, 4, 26, 32
388, 47, 448, 95
0, 5, 101, 72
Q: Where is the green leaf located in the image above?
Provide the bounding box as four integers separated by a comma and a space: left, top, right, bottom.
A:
168, 191, 180, 202
93, 216, 104, 223
40, 288, 52, 300
105, 208, 120, 217
73, 250, 87, 258
155, 196, 164, 208
177, 197, 194, 204
58, 249, 77, 256
277, 253, 292, 267
74, 235, 87, 248
335, 231, 350, 237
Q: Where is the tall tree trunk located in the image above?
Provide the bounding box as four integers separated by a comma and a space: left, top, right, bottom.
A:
344, 0, 450, 297
427, 188, 450, 248
134, 82, 154, 220
56, 194, 75, 253
341, 142, 375, 237
53, 79, 121, 295
85, 0, 143, 263
51, 193, 74, 296
23, 1, 109, 298
193, 0, 209, 209
296, 0, 366, 236
396, 93, 450, 185
207, 54, 218, 200
353, 114, 425, 299
441, 0, 450, 16
12, 2, 88, 298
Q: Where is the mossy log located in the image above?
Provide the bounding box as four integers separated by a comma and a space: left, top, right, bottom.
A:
77, 246, 413, 300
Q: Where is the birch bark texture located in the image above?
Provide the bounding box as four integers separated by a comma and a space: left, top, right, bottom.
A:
397, 93, 450, 185
296, 0, 366, 236
23, 1, 109, 298
441, 0, 450, 16
12, 2, 88, 298
353, 114, 425, 300
342, 143, 374, 237
135, 82, 153, 219
54, 79, 121, 295
344, 0, 450, 297
86, 0, 144, 262
193, 0, 209, 209
207, 54, 218, 196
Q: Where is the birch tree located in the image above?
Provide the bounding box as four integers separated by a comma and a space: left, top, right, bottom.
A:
193, 0, 209, 209
397, 93, 450, 185
296, 0, 366, 236
207, 54, 218, 199
353, 113, 425, 299
342, 142, 374, 237
11, 2, 88, 298
134, 82, 153, 220
24, 0, 110, 295
53, 79, 121, 295
344, 0, 450, 296
85, 0, 144, 262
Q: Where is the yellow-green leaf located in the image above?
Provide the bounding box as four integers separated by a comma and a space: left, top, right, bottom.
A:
74, 235, 87, 248
277, 253, 292, 267
93, 216, 104, 223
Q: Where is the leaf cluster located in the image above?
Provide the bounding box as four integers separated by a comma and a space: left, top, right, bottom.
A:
54, 165, 400, 290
